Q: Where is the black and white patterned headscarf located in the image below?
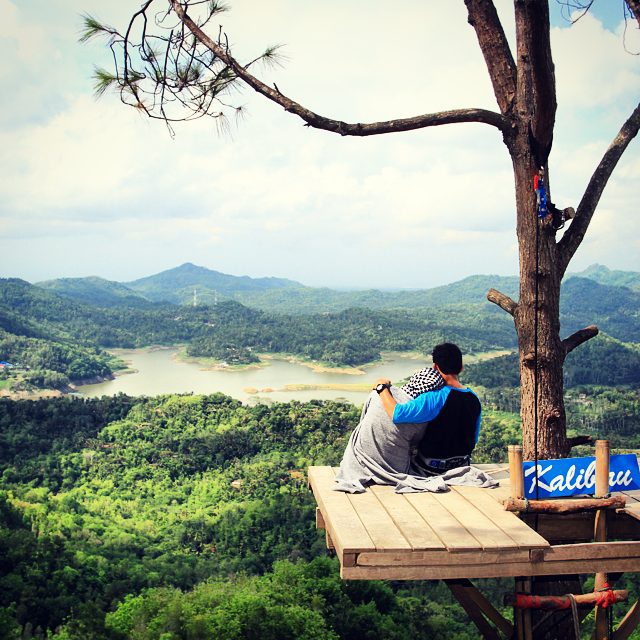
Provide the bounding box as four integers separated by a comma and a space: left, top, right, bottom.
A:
401, 366, 444, 399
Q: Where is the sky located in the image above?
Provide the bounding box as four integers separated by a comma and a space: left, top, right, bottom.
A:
0, 0, 638, 289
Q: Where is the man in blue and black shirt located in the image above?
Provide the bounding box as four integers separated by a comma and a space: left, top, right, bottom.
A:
374, 343, 481, 476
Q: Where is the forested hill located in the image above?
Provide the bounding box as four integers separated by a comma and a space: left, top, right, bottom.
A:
574, 263, 640, 292
1, 388, 638, 639
35, 262, 640, 314
560, 277, 640, 342
126, 262, 302, 305
2, 264, 640, 393
37, 276, 157, 309
0, 278, 516, 387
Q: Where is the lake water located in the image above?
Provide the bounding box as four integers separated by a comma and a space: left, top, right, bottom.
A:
77, 348, 431, 405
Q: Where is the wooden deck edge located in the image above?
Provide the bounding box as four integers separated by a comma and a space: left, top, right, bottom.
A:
308, 466, 377, 557
355, 541, 640, 568
341, 541, 640, 580
341, 556, 640, 581
357, 548, 532, 566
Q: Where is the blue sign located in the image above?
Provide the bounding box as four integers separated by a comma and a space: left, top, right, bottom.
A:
522, 454, 640, 499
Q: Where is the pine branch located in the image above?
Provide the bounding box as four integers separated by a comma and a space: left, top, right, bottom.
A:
169, 1, 509, 136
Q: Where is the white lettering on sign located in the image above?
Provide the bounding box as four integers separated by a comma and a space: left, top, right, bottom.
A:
525, 460, 634, 495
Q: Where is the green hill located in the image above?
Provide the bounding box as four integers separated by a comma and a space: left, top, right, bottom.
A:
4, 265, 639, 393
232, 274, 520, 313
36, 276, 155, 308
571, 263, 640, 292
464, 334, 640, 389
126, 262, 302, 305
560, 277, 640, 342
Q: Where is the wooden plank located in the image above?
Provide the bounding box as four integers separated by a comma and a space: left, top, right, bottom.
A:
621, 503, 640, 522
345, 489, 412, 552
431, 489, 517, 550
539, 541, 640, 562
480, 482, 512, 504
404, 491, 482, 551
619, 490, 640, 504
452, 487, 549, 549
369, 485, 445, 551
315, 507, 325, 530
356, 542, 640, 569
357, 547, 531, 567
342, 555, 640, 581
307, 466, 375, 555
522, 512, 640, 543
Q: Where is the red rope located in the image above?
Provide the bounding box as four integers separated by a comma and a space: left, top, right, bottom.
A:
512, 584, 618, 610
513, 594, 571, 610
594, 583, 617, 609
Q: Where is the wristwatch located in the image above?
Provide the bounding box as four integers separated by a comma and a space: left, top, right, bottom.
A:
374, 382, 391, 394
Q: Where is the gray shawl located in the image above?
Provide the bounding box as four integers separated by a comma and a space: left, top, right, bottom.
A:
333, 386, 498, 493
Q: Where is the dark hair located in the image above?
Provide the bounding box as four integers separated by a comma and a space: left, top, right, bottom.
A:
432, 343, 463, 375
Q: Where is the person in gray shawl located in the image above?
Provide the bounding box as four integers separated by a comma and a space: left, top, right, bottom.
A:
334, 343, 496, 493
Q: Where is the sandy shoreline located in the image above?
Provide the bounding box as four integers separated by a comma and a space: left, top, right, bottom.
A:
2, 347, 512, 400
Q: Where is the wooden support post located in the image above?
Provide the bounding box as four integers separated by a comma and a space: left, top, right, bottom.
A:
614, 598, 640, 640
446, 580, 506, 640
514, 578, 534, 640
509, 445, 525, 499
595, 439, 610, 640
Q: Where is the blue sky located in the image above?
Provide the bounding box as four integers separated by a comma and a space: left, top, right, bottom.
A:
0, 0, 638, 288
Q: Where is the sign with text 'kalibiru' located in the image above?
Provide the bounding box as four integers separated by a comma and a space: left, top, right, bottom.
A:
522, 454, 640, 499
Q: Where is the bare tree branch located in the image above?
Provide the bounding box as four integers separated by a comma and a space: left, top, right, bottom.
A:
170, 1, 509, 136
557, 102, 640, 276
464, 0, 517, 115
515, 0, 557, 166
487, 288, 518, 316
562, 324, 599, 355
567, 435, 593, 449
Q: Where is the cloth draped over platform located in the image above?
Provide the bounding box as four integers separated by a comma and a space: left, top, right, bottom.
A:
333, 387, 498, 494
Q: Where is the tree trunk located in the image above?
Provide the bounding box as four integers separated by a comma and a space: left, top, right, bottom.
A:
511, 0, 566, 462
513, 154, 567, 461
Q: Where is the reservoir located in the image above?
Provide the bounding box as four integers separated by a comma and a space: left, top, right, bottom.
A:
78, 348, 432, 405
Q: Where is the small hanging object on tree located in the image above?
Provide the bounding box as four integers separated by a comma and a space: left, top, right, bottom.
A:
534, 168, 548, 219
534, 168, 577, 230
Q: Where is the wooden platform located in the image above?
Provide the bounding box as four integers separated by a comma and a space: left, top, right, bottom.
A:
309, 465, 640, 580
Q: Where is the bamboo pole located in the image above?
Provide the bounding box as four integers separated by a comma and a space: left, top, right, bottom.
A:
505, 590, 628, 609
509, 445, 525, 499
504, 495, 625, 514
595, 439, 611, 640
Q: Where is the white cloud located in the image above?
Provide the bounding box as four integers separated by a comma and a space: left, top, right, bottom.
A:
0, 0, 638, 286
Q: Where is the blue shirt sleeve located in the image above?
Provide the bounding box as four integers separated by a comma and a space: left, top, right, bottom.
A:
393, 387, 451, 424
474, 408, 482, 444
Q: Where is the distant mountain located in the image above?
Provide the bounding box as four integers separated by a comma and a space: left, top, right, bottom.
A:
233, 274, 521, 313
571, 264, 640, 292
36, 276, 155, 309
126, 262, 302, 305
464, 333, 640, 389
560, 277, 640, 342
